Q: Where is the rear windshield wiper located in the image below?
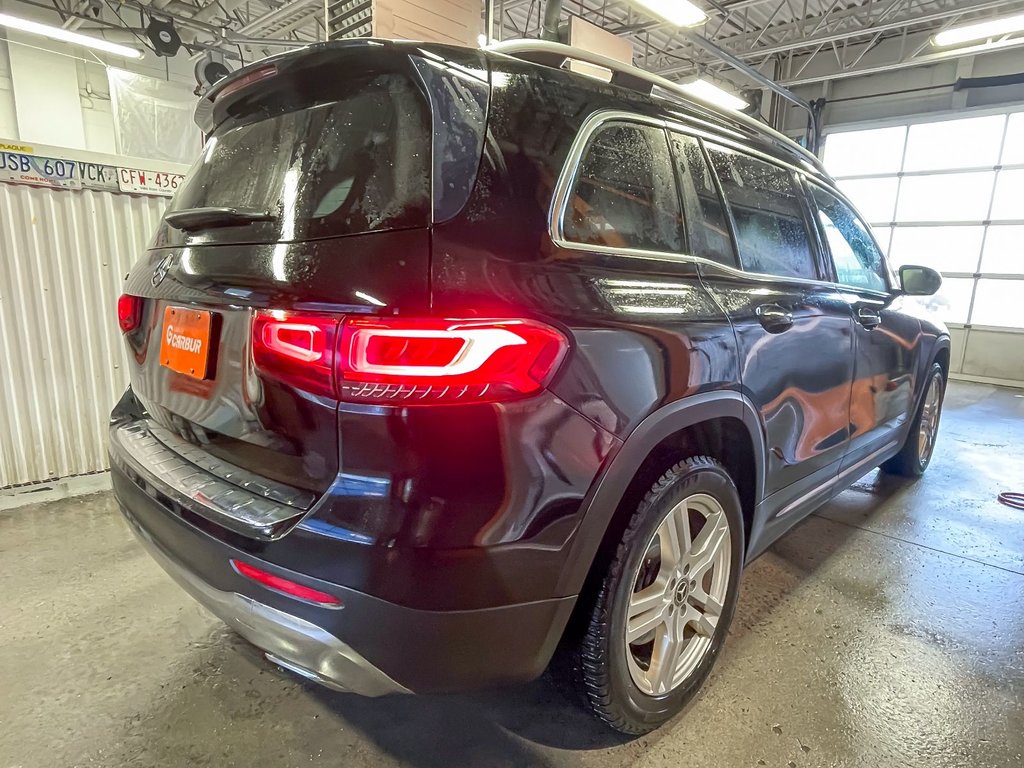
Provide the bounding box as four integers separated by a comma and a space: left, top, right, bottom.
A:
164, 207, 277, 232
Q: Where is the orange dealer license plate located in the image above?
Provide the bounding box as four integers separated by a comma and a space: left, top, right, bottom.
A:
160, 306, 213, 379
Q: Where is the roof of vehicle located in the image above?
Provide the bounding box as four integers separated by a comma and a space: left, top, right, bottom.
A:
484, 40, 824, 175
197, 38, 825, 176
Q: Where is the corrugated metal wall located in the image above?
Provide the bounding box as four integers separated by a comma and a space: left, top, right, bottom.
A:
0, 184, 165, 487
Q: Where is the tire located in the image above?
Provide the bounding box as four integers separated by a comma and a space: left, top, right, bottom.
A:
881, 362, 945, 478
563, 456, 744, 734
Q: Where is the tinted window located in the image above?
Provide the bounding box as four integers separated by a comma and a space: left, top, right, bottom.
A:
707, 146, 818, 280
412, 55, 488, 223
167, 73, 430, 243
670, 133, 736, 267
563, 123, 682, 252
809, 185, 889, 292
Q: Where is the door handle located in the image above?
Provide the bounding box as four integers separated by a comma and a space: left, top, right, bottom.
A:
857, 307, 882, 329
756, 304, 794, 333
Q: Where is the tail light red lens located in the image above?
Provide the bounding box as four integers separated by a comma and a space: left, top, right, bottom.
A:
117, 294, 142, 332
230, 559, 343, 608
339, 318, 568, 404
251, 313, 568, 405
251, 311, 340, 398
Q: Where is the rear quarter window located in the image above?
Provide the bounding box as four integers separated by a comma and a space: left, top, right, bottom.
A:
562, 122, 683, 253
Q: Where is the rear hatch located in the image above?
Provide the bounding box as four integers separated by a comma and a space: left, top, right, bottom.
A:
118, 42, 489, 522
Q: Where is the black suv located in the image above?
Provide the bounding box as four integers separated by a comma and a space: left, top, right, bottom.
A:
110, 39, 948, 734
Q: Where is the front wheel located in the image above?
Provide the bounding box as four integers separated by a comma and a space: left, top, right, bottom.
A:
882, 362, 945, 477
564, 456, 744, 734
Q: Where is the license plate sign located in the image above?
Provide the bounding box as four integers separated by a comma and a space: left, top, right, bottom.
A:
160, 306, 213, 379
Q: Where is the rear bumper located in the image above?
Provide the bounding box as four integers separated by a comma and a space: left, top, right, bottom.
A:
110, 448, 577, 694
124, 507, 408, 696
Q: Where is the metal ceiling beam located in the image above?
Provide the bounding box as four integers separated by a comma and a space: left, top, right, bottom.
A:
191, 0, 251, 24
780, 29, 1024, 86
655, 0, 1024, 74
236, 0, 318, 34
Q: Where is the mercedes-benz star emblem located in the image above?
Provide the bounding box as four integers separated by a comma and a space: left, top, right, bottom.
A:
152, 254, 175, 286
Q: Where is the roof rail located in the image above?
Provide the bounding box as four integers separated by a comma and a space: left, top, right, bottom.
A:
486, 39, 822, 169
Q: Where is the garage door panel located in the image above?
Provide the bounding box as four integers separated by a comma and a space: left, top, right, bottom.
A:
990, 169, 1024, 221
896, 172, 995, 222
998, 112, 1024, 165
961, 328, 1024, 381
837, 177, 899, 224
980, 226, 1024, 274
824, 125, 906, 177
970, 280, 1024, 329
903, 114, 1005, 172
888, 226, 984, 273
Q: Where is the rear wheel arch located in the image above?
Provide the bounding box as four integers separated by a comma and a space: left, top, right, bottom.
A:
558, 392, 765, 605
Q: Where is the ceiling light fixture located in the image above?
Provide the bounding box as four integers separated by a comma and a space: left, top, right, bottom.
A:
631, 0, 707, 27
679, 78, 748, 111
0, 12, 142, 58
932, 12, 1024, 47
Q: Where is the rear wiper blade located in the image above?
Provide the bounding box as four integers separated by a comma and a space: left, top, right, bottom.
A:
164, 207, 276, 232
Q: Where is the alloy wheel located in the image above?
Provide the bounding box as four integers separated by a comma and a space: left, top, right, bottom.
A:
918, 374, 942, 466
624, 493, 732, 696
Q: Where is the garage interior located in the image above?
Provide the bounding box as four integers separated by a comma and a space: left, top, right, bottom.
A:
1, 0, 1023, 764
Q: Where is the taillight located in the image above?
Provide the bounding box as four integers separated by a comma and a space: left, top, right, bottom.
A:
117, 294, 142, 332
338, 317, 568, 404
250, 313, 568, 405
251, 310, 340, 398
230, 559, 343, 608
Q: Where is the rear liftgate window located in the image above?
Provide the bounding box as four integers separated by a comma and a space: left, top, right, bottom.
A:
167, 72, 432, 243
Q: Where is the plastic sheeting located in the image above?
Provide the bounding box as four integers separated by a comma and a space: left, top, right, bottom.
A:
108, 68, 201, 165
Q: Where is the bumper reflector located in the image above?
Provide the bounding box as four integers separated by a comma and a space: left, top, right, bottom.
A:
230, 559, 343, 608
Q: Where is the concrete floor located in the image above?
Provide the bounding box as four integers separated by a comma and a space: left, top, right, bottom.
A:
2, 381, 1023, 768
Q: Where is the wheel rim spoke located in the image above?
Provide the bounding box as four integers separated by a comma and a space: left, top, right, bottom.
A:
657, 502, 689, 568
626, 583, 669, 642
648, 624, 680, 694
689, 510, 728, 570
684, 603, 718, 638
689, 583, 723, 616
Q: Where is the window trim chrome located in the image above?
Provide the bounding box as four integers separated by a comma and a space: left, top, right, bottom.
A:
549, 109, 878, 294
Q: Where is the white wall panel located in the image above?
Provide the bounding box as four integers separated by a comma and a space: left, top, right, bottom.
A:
7, 33, 86, 149
0, 184, 164, 487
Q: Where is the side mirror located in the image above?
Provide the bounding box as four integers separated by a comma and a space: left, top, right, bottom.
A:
899, 265, 942, 296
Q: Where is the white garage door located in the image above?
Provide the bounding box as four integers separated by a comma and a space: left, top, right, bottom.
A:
824, 108, 1024, 387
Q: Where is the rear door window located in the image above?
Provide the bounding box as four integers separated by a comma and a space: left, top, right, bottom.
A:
166, 72, 430, 244
706, 145, 819, 280
669, 133, 736, 267
562, 122, 683, 253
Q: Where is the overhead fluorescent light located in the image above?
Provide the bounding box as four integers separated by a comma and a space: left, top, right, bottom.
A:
632, 0, 707, 27
0, 12, 143, 58
679, 78, 747, 111
933, 12, 1024, 47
